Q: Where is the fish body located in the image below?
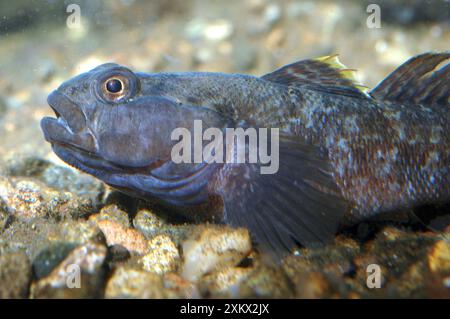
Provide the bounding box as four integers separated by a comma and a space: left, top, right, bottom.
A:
41, 52, 450, 257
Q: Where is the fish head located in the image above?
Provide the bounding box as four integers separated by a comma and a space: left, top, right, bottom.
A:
41, 63, 226, 180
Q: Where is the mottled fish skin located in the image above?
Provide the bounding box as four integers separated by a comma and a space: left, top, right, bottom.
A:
41, 52, 450, 258
291, 89, 448, 222
135, 59, 449, 221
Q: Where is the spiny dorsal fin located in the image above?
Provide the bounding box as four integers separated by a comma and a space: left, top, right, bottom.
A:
261, 55, 369, 99
370, 52, 450, 105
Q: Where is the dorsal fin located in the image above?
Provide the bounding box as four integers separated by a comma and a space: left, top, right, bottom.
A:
370, 52, 450, 105
261, 55, 369, 99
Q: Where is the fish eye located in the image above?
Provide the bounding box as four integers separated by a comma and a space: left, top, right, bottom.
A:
101, 75, 128, 102
105, 78, 123, 93
96, 68, 139, 104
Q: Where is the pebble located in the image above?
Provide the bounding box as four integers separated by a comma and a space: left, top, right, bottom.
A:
0, 205, 10, 231
40, 163, 104, 199
105, 267, 165, 299
181, 226, 252, 282
288, 271, 332, 298
0, 252, 31, 298
163, 273, 201, 298
5, 156, 104, 199
203, 20, 234, 42
139, 234, 180, 275
283, 236, 360, 278
133, 208, 165, 238
263, 4, 281, 26
60, 220, 104, 244
200, 266, 254, 298
97, 219, 147, 255
238, 266, 293, 298
31, 242, 107, 298
0, 176, 98, 221
132, 208, 191, 245
428, 239, 450, 274
0, 177, 47, 219
89, 204, 130, 228
185, 19, 234, 42
32, 242, 78, 279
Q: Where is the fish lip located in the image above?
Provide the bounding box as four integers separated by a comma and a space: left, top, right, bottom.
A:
47, 91, 60, 117
42, 91, 98, 155
46, 90, 86, 133
47, 90, 66, 120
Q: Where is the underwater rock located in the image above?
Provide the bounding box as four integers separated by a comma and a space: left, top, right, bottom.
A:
89, 204, 131, 228
107, 244, 131, 266
0, 216, 102, 264
428, 239, 450, 274
32, 242, 79, 279
291, 271, 333, 298
200, 266, 254, 298
138, 234, 180, 275
0, 252, 31, 298
4, 156, 50, 178
0, 175, 98, 221
97, 219, 147, 255
181, 226, 252, 282
352, 227, 440, 298
5, 156, 104, 200
133, 208, 191, 245
31, 242, 107, 298
238, 265, 293, 298
163, 273, 201, 298
0, 205, 10, 231
283, 236, 361, 279
133, 208, 166, 238
0, 177, 46, 219
59, 220, 105, 245
185, 18, 234, 42
105, 266, 165, 299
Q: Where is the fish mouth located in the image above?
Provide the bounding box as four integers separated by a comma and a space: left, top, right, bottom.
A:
46, 90, 86, 132
41, 91, 160, 175
41, 90, 97, 154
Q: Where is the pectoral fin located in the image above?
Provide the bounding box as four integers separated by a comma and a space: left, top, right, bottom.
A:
218, 136, 348, 258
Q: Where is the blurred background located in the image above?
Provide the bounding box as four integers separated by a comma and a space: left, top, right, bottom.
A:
0, 0, 448, 164
0, 0, 448, 299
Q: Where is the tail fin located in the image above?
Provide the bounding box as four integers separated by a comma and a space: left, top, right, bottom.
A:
370, 52, 450, 105
218, 135, 348, 259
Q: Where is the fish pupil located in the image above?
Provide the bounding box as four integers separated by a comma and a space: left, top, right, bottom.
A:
106, 79, 122, 93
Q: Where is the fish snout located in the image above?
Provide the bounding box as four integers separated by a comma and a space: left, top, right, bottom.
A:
47, 90, 86, 133
41, 90, 96, 153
